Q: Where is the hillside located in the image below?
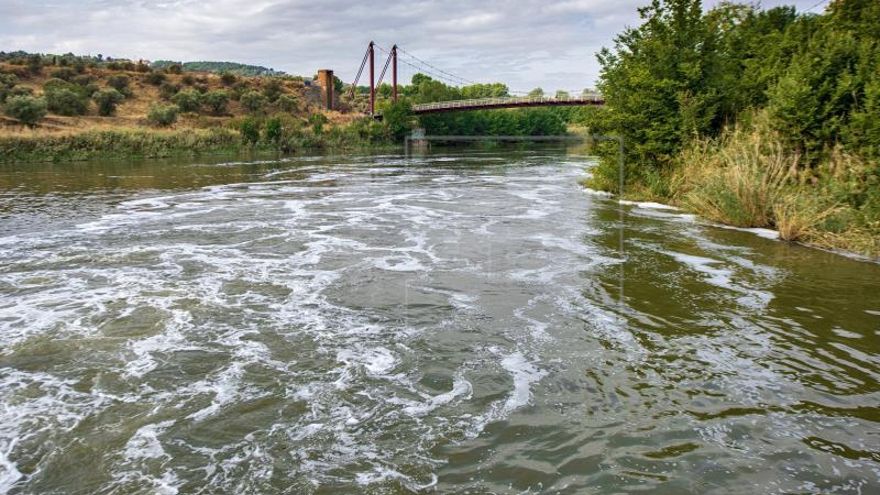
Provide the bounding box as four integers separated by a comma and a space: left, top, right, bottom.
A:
151, 60, 285, 77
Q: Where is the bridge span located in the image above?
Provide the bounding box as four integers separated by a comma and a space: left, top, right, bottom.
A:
410, 95, 605, 114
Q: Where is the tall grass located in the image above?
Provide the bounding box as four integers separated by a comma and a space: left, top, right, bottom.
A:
669, 115, 878, 254
0, 127, 240, 162
673, 126, 795, 229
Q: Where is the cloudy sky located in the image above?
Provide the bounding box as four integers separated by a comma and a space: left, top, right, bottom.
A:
1, 0, 826, 92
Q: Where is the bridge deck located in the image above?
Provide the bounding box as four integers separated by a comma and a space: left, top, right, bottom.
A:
409, 95, 604, 114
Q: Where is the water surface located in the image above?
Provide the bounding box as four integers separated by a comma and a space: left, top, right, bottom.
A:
1, 149, 879, 494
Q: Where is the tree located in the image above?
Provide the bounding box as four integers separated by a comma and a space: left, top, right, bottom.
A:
4, 95, 47, 126
264, 117, 283, 144
239, 117, 259, 144
380, 100, 415, 140
106, 74, 131, 96
240, 90, 266, 112
276, 94, 298, 113
203, 90, 229, 115
46, 88, 89, 115
147, 103, 179, 126
555, 90, 570, 99
171, 89, 203, 112
528, 87, 544, 97
262, 78, 283, 102
93, 88, 124, 116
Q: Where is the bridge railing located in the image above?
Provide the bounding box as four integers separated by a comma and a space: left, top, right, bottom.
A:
411, 94, 604, 112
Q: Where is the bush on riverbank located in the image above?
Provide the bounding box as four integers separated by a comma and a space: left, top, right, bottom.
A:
667, 115, 879, 254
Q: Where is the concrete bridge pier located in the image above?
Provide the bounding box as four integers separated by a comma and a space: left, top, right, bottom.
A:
317, 69, 335, 110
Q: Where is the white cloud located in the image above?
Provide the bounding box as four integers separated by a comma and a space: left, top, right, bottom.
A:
0, 0, 825, 92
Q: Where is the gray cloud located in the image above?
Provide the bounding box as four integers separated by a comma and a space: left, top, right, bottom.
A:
0, 0, 824, 92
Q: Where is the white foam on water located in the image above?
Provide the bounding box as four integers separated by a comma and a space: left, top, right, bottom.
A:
619, 200, 679, 210
402, 375, 473, 417
124, 420, 176, 461
0, 439, 22, 494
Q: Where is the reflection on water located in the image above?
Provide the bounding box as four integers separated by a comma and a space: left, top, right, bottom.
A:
0, 149, 879, 494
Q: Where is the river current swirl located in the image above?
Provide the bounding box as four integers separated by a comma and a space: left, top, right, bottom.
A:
1, 150, 879, 494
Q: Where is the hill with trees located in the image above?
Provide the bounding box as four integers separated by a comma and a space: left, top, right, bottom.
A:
151, 61, 285, 76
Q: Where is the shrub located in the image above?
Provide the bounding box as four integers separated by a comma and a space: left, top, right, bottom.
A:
106, 75, 131, 96
263, 79, 283, 102
72, 74, 95, 87
220, 72, 237, 85
171, 89, 203, 112
264, 117, 283, 144
43, 78, 75, 94
239, 117, 260, 144
50, 67, 76, 81
4, 96, 47, 126
46, 88, 89, 116
675, 129, 793, 228
144, 72, 166, 86
165, 64, 183, 75
181, 74, 195, 86
93, 88, 125, 116
240, 90, 266, 113
309, 113, 328, 134
9, 86, 34, 98
27, 54, 43, 75
0, 73, 17, 102
147, 103, 179, 126
276, 94, 298, 113
159, 82, 180, 100
203, 90, 229, 115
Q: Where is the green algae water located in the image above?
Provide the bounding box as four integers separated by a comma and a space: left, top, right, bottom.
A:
1, 149, 878, 494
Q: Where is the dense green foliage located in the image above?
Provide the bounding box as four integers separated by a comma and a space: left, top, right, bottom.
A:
147, 103, 180, 127
93, 88, 124, 116
584, 0, 879, 255
370, 74, 572, 137
240, 91, 266, 113
585, 0, 880, 189
171, 89, 203, 113
203, 90, 229, 115
46, 87, 89, 116
3, 95, 47, 126
151, 60, 284, 76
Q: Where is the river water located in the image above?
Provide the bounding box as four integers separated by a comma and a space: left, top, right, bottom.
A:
0, 148, 878, 494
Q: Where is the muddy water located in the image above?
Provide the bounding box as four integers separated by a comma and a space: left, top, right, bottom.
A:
1, 149, 878, 494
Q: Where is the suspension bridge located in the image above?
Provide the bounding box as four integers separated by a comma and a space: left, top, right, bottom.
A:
333, 42, 604, 116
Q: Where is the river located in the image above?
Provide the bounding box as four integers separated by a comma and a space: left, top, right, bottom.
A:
1, 148, 878, 494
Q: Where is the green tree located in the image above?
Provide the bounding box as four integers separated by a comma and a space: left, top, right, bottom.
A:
172, 89, 203, 112
276, 94, 299, 113
46, 88, 89, 115
203, 90, 229, 115
264, 117, 283, 145
106, 75, 131, 96
147, 103, 179, 126
93, 88, 124, 116
4, 95, 47, 126
240, 90, 266, 113
239, 117, 260, 144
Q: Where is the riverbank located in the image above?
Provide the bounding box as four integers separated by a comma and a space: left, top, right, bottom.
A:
584, 124, 880, 260
0, 116, 398, 163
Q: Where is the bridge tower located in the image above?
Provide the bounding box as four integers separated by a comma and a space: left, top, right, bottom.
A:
317, 69, 335, 110
349, 41, 398, 116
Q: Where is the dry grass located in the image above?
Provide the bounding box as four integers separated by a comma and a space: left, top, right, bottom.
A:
673, 125, 795, 228
0, 62, 320, 137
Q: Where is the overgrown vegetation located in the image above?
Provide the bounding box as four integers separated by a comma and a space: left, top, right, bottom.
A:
582, 0, 880, 256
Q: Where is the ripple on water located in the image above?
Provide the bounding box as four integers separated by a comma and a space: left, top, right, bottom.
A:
1, 154, 879, 493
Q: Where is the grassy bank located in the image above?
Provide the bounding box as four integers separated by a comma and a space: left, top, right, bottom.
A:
585, 117, 880, 258
0, 127, 242, 162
